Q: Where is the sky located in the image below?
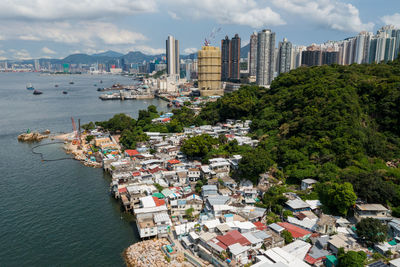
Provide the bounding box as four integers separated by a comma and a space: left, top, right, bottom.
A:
0, 0, 399, 60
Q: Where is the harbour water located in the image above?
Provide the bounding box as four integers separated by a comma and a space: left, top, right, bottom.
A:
0, 73, 169, 266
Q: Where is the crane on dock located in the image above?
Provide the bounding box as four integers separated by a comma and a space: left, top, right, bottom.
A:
204, 27, 222, 46
71, 117, 81, 146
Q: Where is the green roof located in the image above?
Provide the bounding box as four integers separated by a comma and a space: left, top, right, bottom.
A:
152, 192, 165, 199
326, 255, 338, 263
389, 239, 397, 246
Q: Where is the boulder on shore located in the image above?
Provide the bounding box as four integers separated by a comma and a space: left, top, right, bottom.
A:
18, 132, 48, 142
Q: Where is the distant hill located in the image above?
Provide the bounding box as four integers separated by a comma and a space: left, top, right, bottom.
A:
122, 51, 164, 63
240, 43, 250, 58
92, 50, 124, 58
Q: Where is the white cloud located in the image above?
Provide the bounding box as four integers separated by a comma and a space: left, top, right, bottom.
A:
42, 47, 56, 54
382, 13, 400, 28
0, 0, 157, 20
168, 11, 181, 20
0, 22, 147, 46
164, 0, 285, 27
272, 0, 373, 32
133, 45, 164, 55
0, 50, 5, 55
9, 49, 31, 60
183, 47, 197, 54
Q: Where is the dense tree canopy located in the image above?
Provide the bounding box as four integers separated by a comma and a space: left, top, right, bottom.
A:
338, 249, 367, 267
196, 59, 400, 207
315, 182, 357, 216
356, 218, 388, 245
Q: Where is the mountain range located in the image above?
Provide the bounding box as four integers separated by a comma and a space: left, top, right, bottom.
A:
4, 44, 250, 65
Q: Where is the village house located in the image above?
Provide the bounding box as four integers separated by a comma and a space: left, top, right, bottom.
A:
328, 233, 360, 254
354, 204, 392, 222
316, 214, 337, 235
301, 178, 318, 191
187, 168, 201, 182
285, 198, 312, 213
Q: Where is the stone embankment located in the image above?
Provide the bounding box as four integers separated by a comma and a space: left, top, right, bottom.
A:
18, 130, 50, 142
124, 238, 187, 267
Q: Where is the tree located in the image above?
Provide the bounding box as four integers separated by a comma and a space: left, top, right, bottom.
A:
356, 218, 388, 245
281, 230, 293, 244
85, 135, 94, 143
82, 121, 95, 130
316, 182, 357, 216
237, 148, 274, 184
181, 134, 218, 158
185, 208, 194, 220
338, 249, 366, 267
154, 183, 164, 192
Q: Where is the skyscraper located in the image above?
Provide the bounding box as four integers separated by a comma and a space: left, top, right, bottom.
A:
198, 46, 222, 96
249, 33, 258, 77
301, 45, 321, 66
220, 34, 241, 81
256, 29, 276, 87
277, 38, 292, 75
230, 34, 241, 80
166, 35, 180, 75
354, 32, 372, 64
221, 36, 230, 81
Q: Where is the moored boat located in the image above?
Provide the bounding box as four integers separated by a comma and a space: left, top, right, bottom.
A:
62, 91, 68, 94
26, 83, 34, 90
33, 90, 43, 95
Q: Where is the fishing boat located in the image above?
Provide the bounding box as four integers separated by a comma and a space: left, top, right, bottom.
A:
62, 91, 68, 94
33, 90, 43, 95
55, 84, 59, 87
69, 81, 74, 85
26, 83, 34, 90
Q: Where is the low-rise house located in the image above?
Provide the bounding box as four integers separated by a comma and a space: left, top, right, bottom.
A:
328, 233, 360, 254
389, 219, 400, 238
136, 212, 172, 239
219, 176, 237, 189
216, 230, 251, 249
269, 223, 285, 234
278, 222, 312, 240
228, 243, 251, 265
285, 198, 311, 213
301, 178, 318, 191
202, 184, 218, 198
169, 198, 203, 217
316, 214, 337, 235
200, 165, 212, 179
354, 204, 391, 222
187, 168, 201, 182
242, 232, 264, 249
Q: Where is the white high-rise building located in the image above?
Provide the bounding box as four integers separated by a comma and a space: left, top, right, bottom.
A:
166, 35, 180, 76
249, 32, 258, 77
277, 38, 292, 75
256, 29, 276, 87
354, 31, 373, 64
290, 46, 306, 70
34, 59, 40, 71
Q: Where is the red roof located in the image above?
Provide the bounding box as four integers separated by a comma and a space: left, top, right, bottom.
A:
118, 187, 127, 193
125, 149, 139, 156
305, 254, 326, 265
253, 221, 267, 231
278, 222, 312, 238
216, 230, 251, 247
153, 197, 165, 207
168, 159, 180, 164
162, 118, 171, 122
149, 167, 161, 174
216, 241, 228, 250
132, 171, 141, 177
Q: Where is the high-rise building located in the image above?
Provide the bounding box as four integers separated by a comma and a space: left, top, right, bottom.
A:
198, 46, 222, 96
34, 59, 40, 71
230, 34, 241, 80
322, 50, 339, 65
354, 32, 372, 64
249, 33, 258, 77
277, 38, 292, 75
221, 36, 230, 81
256, 29, 276, 86
166, 35, 180, 75
220, 34, 241, 81
301, 45, 321, 66
291, 46, 306, 70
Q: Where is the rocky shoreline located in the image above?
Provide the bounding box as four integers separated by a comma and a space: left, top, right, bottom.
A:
17, 130, 50, 142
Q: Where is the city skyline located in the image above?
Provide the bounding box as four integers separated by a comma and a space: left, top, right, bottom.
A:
0, 0, 399, 61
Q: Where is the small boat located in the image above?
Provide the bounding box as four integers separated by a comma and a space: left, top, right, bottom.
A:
33, 90, 43, 95
55, 84, 59, 87
26, 83, 34, 90
69, 81, 74, 85
100, 80, 103, 84
97, 87, 103, 91
62, 91, 68, 94
94, 84, 97, 86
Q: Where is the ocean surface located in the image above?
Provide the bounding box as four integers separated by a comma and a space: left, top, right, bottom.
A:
0, 72, 169, 266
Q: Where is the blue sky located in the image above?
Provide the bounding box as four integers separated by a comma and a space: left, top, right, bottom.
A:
0, 0, 399, 60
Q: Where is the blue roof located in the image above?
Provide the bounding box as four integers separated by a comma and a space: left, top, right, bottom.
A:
224, 214, 234, 218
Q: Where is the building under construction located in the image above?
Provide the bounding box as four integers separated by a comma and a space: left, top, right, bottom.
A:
197, 46, 223, 96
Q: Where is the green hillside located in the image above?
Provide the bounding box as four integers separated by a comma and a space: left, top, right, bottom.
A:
197, 60, 400, 208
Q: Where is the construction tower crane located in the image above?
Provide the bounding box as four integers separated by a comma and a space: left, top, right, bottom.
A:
204, 27, 222, 46
71, 117, 81, 146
